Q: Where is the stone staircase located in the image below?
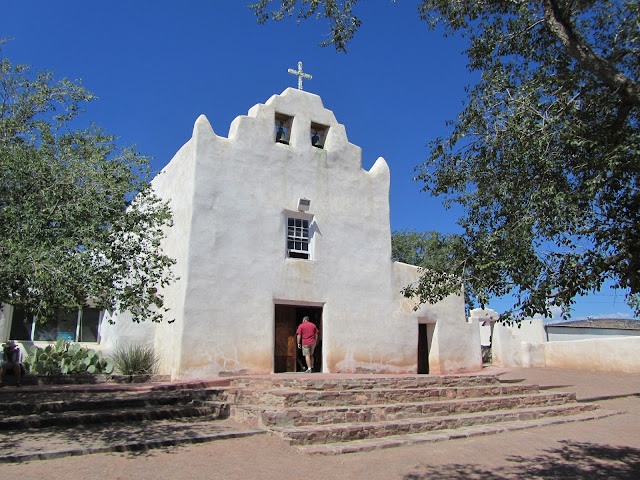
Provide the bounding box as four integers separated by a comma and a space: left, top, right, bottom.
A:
0, 380, 263, 463
1, 389, 222, 430
0, 373, 616, 461
224, 374, 613, 455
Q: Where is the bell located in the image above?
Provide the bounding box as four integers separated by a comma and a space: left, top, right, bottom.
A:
276, 122, 288, 144
311, 131, 320, 147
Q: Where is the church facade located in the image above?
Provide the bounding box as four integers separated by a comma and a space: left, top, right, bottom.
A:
1, 88, 482, 379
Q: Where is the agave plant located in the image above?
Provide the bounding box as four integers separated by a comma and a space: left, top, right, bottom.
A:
110, 343, 159, 376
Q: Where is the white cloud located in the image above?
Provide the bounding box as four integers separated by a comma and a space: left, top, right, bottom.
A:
530, 306, 564, 324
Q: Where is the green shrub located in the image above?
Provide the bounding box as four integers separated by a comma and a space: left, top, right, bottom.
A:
25, 338, 114, 375
111, 343, 159, 375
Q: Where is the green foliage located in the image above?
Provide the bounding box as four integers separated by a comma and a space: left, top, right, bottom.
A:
24, 338, 114, 376
414, 0, 640, 319
392, 229, 461, 268
0, 42, 176, 323
250, 1, 640, 319
249, 0, 365, 53
110, 343, 159, 376
392, 229, 477, 313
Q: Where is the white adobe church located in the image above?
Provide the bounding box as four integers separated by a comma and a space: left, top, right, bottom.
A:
2, 77, 483, 378
105, 84, 483, 378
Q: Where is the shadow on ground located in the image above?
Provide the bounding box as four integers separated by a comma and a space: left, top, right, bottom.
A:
0, 416, 241, 461
405, 441, 640, 479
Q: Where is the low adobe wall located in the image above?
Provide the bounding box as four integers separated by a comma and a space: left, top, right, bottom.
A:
492, 321, 640, 373
491, 319, 546, 368
541, 336, 640, 373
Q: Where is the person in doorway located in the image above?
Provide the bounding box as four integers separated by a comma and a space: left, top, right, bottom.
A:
296, 316, 318, 373
0, 340, 22, 387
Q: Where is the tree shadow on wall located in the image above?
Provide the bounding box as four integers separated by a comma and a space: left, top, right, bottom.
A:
404, 441, 640, 480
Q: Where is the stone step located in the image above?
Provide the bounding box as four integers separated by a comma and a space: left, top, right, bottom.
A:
296, 408, 620, 455
0, 377, 231, 392
231, 392, 577, 428
227, 384, 540, 408
0, 416, 265, 463
0, 388, 227, 416
271, 403, 600, 446
230, 374, 501, 391
0, 402, 228, 431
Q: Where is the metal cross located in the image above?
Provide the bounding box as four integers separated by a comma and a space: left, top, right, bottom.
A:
288, 61, 312, 90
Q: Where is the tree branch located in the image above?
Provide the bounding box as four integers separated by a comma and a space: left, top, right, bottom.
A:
541, 0, 640, 108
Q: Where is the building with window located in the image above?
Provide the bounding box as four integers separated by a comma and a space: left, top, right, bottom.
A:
1, 88, 482, 379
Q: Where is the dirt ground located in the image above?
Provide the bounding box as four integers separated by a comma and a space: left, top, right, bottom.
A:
2, 367, 639, 480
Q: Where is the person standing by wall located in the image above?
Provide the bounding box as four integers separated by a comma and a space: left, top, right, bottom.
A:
0, 340, 22, 387
296, 316, 318, 373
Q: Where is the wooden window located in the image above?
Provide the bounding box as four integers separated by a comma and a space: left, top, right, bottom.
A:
287, 217, 311, 259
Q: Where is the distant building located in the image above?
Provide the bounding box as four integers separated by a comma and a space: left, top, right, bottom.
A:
546, 318, 640, 342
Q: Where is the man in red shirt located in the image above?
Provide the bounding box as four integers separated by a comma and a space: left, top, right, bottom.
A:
296, 316, 319, 373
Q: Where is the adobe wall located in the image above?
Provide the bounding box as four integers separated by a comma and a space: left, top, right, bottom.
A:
392, 263, 482, 375
492, 320, 640, 373
491, 319, 546, 367
542, 336, 640, 373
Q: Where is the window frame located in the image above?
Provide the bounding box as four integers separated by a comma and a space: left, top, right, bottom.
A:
286, 213, 314, 260
6, 306, 103, 343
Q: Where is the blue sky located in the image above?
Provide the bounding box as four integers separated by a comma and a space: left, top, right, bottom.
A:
2, 1, 635, 320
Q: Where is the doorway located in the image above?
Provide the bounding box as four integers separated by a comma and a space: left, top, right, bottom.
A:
417, 323, 435, 374
274, 304, 323, 373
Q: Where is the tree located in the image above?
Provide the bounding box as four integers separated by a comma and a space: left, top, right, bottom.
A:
392, 229, 476, 314
250, 1, 640, 319
0, 46, 176, 324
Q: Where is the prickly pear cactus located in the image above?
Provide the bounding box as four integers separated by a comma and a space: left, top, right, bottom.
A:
24, 339, 114, 376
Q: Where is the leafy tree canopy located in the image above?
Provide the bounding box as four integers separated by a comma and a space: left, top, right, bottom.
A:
0, 45, 176, 324
392, 229, 476, 313
251, 1, 640, 319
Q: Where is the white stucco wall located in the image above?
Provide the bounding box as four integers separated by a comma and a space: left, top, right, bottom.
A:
102, 88, 476, 379
98, 310, 155, 352
473, 315, 640, 373
393, 263, 482, 375
468, 308, 499, 346
96, 134, 200, 374
541, 336, 640, 373
491, 319, 547, 367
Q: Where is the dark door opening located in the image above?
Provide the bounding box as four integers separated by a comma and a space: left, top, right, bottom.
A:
274, 304, 323, 373
417, 323, 435, 374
